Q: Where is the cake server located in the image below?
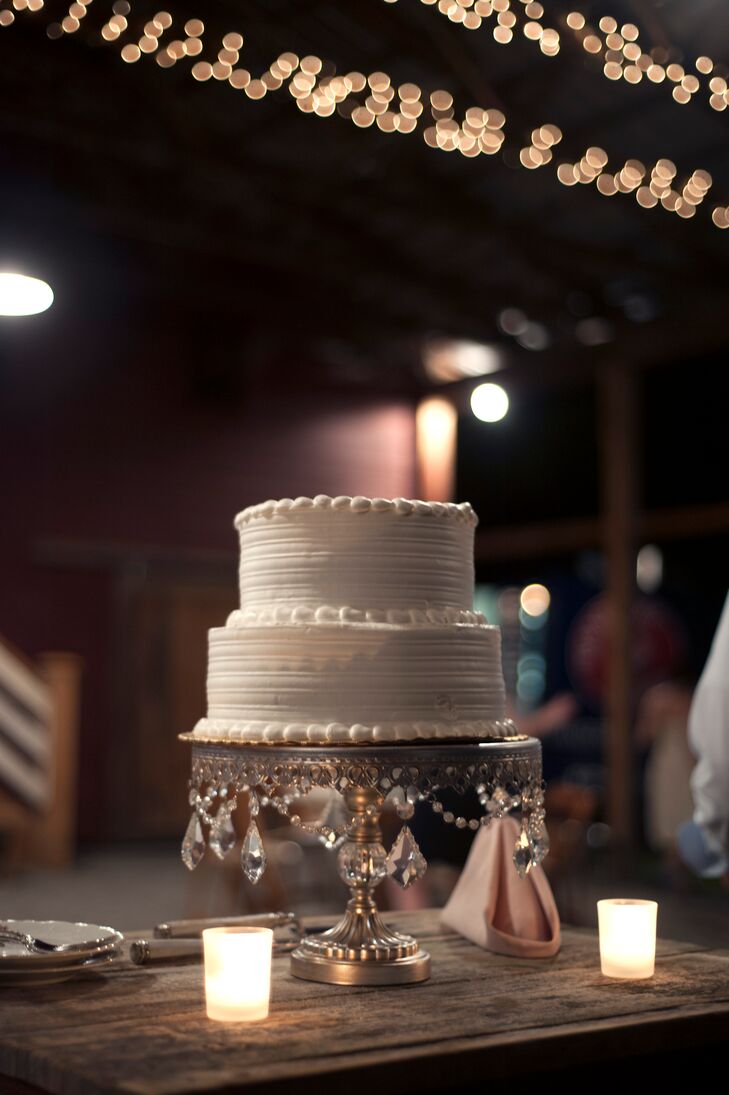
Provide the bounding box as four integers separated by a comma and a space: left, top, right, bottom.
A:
130, 939, 203, 965
134, 937, 301, 966
154, 911, 298, 938
132, 924, 333, 965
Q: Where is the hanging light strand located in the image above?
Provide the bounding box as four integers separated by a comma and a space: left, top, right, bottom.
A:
385, 1, 729, 115
1, 1, 726, 228
557, 150, 714, 221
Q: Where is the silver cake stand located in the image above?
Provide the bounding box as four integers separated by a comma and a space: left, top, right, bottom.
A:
180, 734, 545, 986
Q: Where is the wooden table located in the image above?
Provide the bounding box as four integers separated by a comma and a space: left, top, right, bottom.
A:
1, 910, 728, 1094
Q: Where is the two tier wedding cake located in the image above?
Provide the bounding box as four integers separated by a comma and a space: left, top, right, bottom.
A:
193, 495, 515, 744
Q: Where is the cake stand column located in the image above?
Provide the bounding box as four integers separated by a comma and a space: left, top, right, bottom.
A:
290, 785, 431, 985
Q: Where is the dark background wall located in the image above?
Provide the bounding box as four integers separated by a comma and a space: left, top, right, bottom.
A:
1, 311, 416, 836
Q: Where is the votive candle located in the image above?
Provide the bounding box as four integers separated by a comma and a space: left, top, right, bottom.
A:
203, 926, 273, 1022
597, 899, 658, 979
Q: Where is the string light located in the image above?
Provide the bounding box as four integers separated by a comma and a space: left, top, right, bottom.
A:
519, 122, 562, 168
556, 147, 714, 222
6, 0, 728, 119
382, 1, 729, 117
2, 2, 726, 228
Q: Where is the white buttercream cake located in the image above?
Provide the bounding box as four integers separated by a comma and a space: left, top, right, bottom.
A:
193, 495, 516, 744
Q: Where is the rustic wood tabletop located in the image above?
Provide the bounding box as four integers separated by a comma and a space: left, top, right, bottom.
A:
0, 909, 727, 1095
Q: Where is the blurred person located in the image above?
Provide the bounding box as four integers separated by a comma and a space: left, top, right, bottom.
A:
636, 678, 694, 862
513, 692, 578, 739
677, 592, 729, 881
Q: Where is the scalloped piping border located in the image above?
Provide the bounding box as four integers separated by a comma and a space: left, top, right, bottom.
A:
226, 606, 489, 627
234, 496, 478, 527
193, 717, 516, 743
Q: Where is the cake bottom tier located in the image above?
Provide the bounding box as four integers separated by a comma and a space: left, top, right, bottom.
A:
195, 622, 512, 743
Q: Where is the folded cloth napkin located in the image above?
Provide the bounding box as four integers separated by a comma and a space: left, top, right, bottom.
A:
441, 815, 560, 958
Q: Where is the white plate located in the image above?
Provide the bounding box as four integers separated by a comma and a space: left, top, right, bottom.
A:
0, 941, 120, 970
0, 952, 117, 987
0, 920, 123, 968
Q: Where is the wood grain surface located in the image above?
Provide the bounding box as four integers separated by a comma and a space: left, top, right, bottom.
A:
0, 910, 727, 1095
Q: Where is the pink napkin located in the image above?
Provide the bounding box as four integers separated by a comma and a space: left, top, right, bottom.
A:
441, 815, 560, 957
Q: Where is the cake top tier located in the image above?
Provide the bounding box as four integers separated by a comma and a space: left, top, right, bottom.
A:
235, 495, 479, 615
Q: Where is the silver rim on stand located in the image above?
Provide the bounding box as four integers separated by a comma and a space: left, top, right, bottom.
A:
180, 735, 545, 986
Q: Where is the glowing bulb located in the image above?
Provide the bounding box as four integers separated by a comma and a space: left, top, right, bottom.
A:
520, 583, 551, 616
0, 272, 54, 316
470, 382, 509, 422
636, 544, 663, 593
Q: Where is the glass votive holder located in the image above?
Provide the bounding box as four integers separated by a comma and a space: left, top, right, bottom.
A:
203, 926, 273, 1022
597, 899, 658, 980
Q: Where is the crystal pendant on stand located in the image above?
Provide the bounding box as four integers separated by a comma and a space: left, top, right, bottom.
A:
315, 791, 350, 849
319, 826, 346, 852
529, 824, 550, 867
387, 785, 419, 820
385, 825, 427, 888
209, 807, 237, 860
513, 828, 535, 879
386, 786, 412, 820
181, 812, 206, 871
241, 820, 267, 884
487, 785, 514, 818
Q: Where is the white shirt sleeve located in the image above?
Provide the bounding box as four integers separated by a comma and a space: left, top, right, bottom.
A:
687, 592, 729, 861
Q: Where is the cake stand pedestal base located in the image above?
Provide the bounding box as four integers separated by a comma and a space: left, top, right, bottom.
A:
290, 786, 430, 985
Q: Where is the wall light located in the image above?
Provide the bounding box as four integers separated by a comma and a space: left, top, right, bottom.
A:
0, 272, 54, 316
470, 382, 509, 422
416, 396, 457, 501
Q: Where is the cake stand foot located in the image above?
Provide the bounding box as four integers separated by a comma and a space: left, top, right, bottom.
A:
290, 947, 430, 985
290, 786, 431, 986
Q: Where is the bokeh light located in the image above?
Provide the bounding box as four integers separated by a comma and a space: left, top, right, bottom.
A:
520, 583, 551, 617
470, 382, 509, 422
0, 272, 54, 316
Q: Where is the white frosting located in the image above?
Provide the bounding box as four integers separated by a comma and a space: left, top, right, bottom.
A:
194, 495, 511, 745
236, 496, 476, 614
193, 717, 518, 744
235, 496, 477, 526
226, 607, 487, 627
202, 623, 504, 729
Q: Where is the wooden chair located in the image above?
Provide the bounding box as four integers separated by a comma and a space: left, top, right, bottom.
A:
0, 637, 82, 870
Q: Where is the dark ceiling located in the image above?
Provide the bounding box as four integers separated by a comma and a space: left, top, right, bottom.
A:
1, 0, 728, 390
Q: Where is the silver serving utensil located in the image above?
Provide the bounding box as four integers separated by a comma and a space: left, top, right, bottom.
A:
154, 911, 299, 938
131, 925, 334, 966
130, 938, 202, 965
